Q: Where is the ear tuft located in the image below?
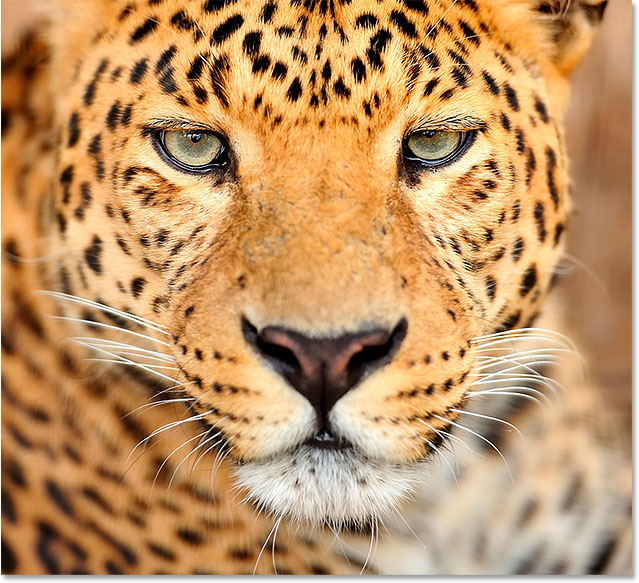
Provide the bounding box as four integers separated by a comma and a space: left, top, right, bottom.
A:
532, 0, 608, 74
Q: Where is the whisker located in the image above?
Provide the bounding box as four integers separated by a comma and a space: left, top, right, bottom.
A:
36, 290, 168, 334
466, 390, 544, 408
87, 358, 178, 372
152, 430, 209, 491
124, 397, 195, 418
450, 408, 523, 439
70, 337, 176, 362
432, 414, 512, 481
126, 410, 212, 462
73, 340, 178, 383
50, 315, 171, 346
417, 418, 480, 457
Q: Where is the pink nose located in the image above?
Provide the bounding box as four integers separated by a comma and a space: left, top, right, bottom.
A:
242, 318, 407, 428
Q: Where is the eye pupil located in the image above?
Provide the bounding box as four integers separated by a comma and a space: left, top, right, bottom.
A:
189, 133, 202, 144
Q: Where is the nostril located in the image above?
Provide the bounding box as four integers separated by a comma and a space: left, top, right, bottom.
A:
346, 318, 408, 382
241, 316, 301, 375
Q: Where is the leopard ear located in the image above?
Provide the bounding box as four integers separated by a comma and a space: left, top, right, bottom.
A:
529, 0, 608, 75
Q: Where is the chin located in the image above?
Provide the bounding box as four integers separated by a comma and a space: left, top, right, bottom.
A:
233, 444, 424, 528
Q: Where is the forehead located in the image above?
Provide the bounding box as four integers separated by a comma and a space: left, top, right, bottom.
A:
105, 0, 520, 124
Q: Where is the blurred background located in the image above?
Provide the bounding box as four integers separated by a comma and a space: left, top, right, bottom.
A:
2, 1, 632, 427
561, 0, 632, 431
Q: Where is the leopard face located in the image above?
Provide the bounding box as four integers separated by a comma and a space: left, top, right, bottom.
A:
46, 0, 603, 525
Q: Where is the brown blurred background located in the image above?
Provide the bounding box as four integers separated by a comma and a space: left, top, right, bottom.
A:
2, 1, 632, 425
562, 0, 632, 429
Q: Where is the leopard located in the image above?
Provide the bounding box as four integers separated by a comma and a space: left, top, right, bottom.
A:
1, 0, 631, 575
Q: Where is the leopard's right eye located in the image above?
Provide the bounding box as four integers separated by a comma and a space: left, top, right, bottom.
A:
157, 130, 228, 173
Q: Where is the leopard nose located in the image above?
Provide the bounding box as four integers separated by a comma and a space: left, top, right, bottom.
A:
242, 317, 407, 427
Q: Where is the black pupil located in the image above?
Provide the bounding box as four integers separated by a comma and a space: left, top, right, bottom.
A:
189, 133, 202, 144
424, 130, 437, 138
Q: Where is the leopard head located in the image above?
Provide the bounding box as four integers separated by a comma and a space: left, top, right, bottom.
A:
46, 0, 605, 525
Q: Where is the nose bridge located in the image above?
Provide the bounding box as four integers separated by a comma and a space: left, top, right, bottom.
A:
236, 137, 402, 332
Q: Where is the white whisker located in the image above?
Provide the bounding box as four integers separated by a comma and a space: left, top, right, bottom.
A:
433, 414, 512, 481
36, 290, 168, 334
450, 408, 523, 439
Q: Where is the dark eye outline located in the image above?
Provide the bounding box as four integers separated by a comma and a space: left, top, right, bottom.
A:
402, 130, 476, 170
152, 129, 230, 175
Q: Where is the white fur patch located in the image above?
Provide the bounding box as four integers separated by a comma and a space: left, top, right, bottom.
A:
234, 445, 424, 527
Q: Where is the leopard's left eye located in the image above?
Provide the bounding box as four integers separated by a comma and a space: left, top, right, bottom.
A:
403, 130, 472, 168
158, 130, 227, 172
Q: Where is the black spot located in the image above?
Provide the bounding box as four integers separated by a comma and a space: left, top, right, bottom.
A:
82, 486, 114, 514
402, 0, 428, 14
68, 112, 80, 147
451, 67, 469, 88
534, 202, 547, 242
333, 77, 351, 99
511, 199, 521, 222
545, 146, 559, 208
131, 277, 146, 298
105, 560, 124, 574
185, 306, 195, 316
211, 14, 244, 45
423, 77, 439, 96
512, 237, 524, 262
534, 96, 549, 123
481, 70, 499, 95
286, 77, 303, 102
351, 57, 366, 83
1, 488, 15, 523
520, 265, 537, 296
155, 45, 177, 73
176, 528, 204, 545
515, 128, 526, 154
45, 480, 75, 518
130, 18, 159, 44
242, 31, 262, 57
496, 311, 521, 332
147, 542, 176, 561
504, 83, 519, 111
485, 275, 497, 300
586, 536, 617, 574
261, 1, 277, 22
170, 10, 200, 37
553, 223, 564, 246
389, 10, 417, 37
120, 103, 133, 126
367, 29, 391, 70
271, 62, 287, 81
459, 20, 479, 44
203, 0, 237, 11
1, 538, 17, 573
355, 13, 378, 28
106, 101, 121, 130
440, 88, 455, 100
276, 26, 294, 38
83, 59, 108, 106
500, 112, 511, 132
130, 58, 148, 84
251, 55, 271, 74
84, 236, 103, 274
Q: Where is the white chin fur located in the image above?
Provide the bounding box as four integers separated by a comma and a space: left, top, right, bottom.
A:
234, 445, 423, 527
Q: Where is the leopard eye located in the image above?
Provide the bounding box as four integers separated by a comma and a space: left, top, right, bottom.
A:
160, 130, 226, 171
404, 130, 471, 167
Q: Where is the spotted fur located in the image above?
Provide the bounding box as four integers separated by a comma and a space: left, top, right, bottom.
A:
1, 0, 630, 574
